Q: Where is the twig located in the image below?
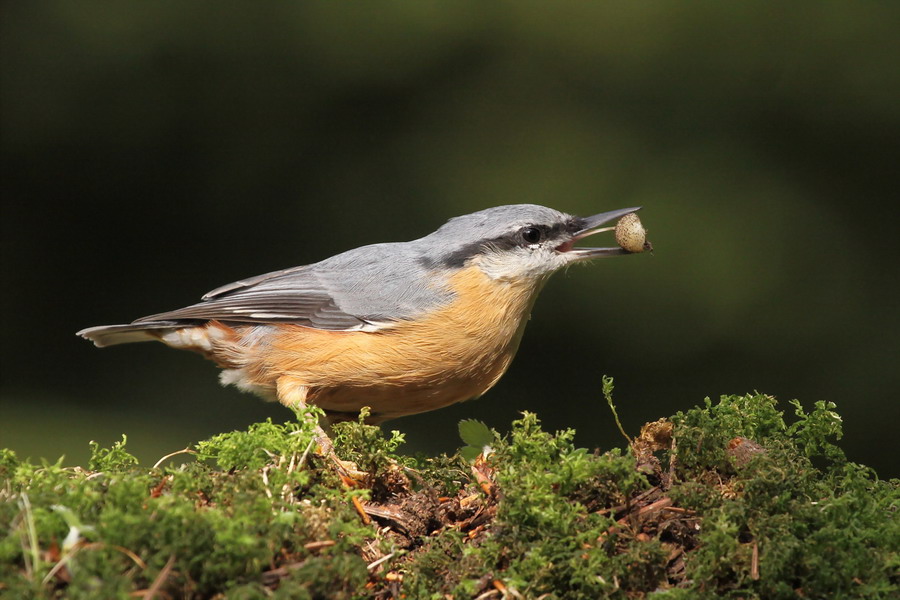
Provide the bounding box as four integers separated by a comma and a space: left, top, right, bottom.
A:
304, 540, 336, 552
367, 551, 395, 571
152, 448, 195, 470
18, 493, 40, 578
751, 541, 760, 580
286, 452, 297, 474
297, 438, 316, 472
42, 548, 74, 586
352, 496, 371, 525
82, 542, 147, 569
634, 497, 673, 517
144, 554, 176, 600
261, 467, 273, 499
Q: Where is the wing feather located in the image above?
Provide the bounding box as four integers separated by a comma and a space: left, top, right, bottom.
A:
137, 269, 369, 330
133, 242, 454, 331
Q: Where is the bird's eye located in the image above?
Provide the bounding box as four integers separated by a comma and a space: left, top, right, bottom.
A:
521, 226, 542, 244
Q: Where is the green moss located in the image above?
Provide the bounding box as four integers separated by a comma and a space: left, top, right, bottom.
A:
402, 413, 659, 599
1, 390, 897, 598
331, 407, 412, 475
668, 394, 899, 599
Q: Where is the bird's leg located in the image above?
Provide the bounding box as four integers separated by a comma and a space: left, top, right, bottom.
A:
276, 376, 333, 454
275, 376, 363, 481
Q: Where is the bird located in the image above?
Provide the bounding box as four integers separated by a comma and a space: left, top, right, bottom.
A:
78, 204, 646, 426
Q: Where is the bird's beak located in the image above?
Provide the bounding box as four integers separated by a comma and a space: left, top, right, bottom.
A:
557, 206, 642, 259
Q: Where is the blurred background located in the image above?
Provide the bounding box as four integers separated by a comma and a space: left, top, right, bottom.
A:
2, 3, 898, 477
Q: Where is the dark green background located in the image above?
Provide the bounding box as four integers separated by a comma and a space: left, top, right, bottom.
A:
2, 3, 898, 477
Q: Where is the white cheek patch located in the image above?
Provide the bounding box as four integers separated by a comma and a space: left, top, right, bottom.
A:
477, 247, 569, 281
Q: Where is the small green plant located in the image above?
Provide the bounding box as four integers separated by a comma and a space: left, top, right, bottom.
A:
87, 434, 138, 472
457, 419, 494, 461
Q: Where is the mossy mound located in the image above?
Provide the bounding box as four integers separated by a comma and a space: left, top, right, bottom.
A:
1, 386, 897, 599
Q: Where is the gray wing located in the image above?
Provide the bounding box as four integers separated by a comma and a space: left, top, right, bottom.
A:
135, 242, 454, 331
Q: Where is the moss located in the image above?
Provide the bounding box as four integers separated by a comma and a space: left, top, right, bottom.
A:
667, 394, 899, 599
1, 390, 897, 598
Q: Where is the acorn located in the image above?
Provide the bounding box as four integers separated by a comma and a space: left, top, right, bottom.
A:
615, 212, 652, 253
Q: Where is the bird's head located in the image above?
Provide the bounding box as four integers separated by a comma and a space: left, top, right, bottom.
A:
419, 204, 643, 282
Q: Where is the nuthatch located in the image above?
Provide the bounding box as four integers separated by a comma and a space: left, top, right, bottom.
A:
78, 205, 646, 425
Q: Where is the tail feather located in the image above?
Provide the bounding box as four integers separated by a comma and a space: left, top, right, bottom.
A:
77, 322, 180, 348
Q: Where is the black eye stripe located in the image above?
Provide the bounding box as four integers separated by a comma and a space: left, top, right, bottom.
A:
435, 221, 569, 268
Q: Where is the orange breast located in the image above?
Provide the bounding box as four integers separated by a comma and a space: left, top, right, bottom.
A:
241, 263, 546, 420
